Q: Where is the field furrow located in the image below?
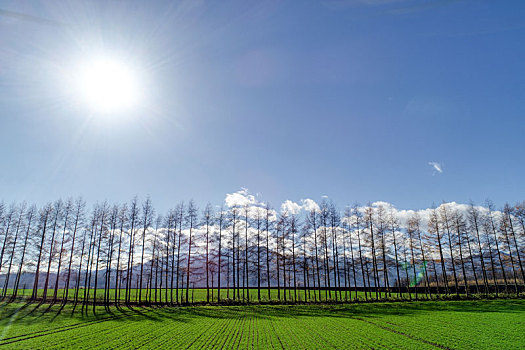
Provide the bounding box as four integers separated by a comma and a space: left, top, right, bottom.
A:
0, 300, 523, 349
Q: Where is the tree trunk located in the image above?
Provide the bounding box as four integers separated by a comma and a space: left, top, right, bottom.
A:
65, 202, 83, 303
2, 206, 24, 299
43, 204, 61, 302
13, 207, 35, 300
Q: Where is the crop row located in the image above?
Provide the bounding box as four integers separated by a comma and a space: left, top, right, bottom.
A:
1, 300, 524, 349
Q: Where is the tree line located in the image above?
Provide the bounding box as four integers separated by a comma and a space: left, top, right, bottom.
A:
0, 196, 523, 307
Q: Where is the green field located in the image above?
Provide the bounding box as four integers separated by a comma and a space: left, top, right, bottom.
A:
0, 299, 523, 349
5, 288, 442, 304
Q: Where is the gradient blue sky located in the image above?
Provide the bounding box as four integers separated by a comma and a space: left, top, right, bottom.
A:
0, 0, 524, 211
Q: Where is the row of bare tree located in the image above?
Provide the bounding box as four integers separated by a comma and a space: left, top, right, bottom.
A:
0, 197, 523, 306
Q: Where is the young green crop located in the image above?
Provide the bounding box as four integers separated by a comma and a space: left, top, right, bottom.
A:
0, 300, 523, 349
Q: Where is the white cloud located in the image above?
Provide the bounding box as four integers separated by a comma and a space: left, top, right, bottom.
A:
281, 200, 302, 215
371, 201, 394, 209
225, 188, 321, 215
301, 199, 321, 213
428, 161, 443, 174
224, 188, 257, 208
223, 188, 502, 234
150, 189, 507, 264
223, 188, 278, 221
279, 198, 321, 214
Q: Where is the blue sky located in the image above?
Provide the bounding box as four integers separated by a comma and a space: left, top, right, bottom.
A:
0, 0, 524, 212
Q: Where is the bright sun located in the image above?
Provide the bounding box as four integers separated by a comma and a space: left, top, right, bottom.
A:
76, 57, 140, 114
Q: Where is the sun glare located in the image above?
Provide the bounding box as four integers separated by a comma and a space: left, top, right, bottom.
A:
76, 57, 140, 114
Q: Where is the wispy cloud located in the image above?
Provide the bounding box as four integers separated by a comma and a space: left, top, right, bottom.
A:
387, 0, 462, 15
0, 9, 65, 27
428, 161, 443, 174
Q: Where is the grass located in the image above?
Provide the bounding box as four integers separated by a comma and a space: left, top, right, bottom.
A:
0, 299, 523, 349
4, 288, 455, 304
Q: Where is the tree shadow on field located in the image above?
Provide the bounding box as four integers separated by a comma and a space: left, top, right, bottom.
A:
103, 299, 525, 324
0, 300, 34, 321
2, 299, 524, 329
